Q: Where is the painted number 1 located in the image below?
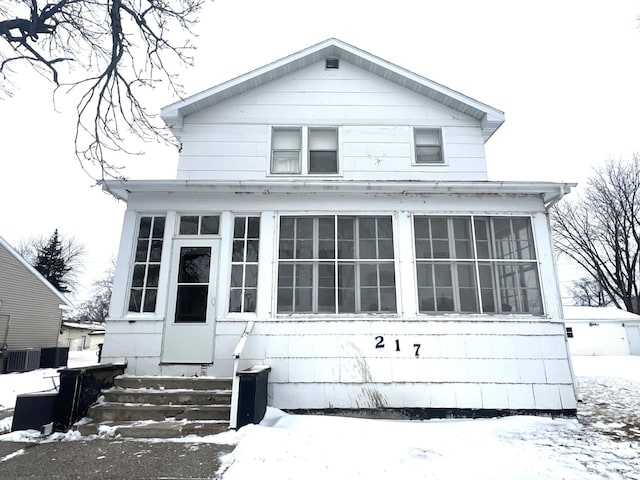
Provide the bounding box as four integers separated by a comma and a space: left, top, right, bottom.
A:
374, 336, 421, 357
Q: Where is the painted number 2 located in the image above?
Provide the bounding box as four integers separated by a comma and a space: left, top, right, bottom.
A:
375, 336, 421, 357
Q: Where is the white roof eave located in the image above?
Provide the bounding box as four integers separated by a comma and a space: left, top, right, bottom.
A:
161, 38, 505, 142
102, 179, 575, 208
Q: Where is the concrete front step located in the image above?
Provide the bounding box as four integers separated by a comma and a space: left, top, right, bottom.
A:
76, 375, 234, 438
102, 388, 232, 406
115, 376, 232, 391
87, 403, 231, 422
77, 419, 230, 438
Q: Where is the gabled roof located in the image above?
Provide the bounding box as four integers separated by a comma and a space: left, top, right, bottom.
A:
0, 235, 74, 309
161, 38, 505, 141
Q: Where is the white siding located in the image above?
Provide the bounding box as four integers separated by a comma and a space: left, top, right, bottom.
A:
176, 61, 487, 181
102, 190, 575, 412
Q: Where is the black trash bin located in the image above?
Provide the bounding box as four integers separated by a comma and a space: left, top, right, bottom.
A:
236, 365, 271, 429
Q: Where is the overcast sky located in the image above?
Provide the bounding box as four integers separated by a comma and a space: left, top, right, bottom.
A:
1, 0, 640, 304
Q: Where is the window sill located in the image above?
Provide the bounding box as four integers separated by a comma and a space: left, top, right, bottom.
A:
118, 313, 165, 322
266, 173, 343, 177
274, 313, 400, 320
411, 162, 448, 167
415, 313, 546, 320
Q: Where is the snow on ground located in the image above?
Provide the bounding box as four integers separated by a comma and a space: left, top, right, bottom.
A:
218, 356, 640, 480
1, 354, 640, 480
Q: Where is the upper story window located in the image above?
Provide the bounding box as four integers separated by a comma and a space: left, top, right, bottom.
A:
277, 215, 396, 314
414, 128, 443, 164
414, 215, 542, 315
271, 128, 301, 174
271, 127, 338, 175
178, 215, 220, 235
129, 215, 165, 313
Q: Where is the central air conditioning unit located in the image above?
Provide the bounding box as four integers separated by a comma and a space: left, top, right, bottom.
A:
5, 349, 42, 373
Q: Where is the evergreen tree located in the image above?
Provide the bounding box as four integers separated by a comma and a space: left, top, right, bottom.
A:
34, 229, 72, 293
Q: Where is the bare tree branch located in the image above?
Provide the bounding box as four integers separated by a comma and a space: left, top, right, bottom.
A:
0, 0, 204, 181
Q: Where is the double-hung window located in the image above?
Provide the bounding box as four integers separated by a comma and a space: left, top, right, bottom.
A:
271, 128, 302, 174
414, 215, 542, 314
414, 128, 443, 164
277, 215, 396, 314
129, 215, 165, 313
308, 128, 338, 173
271, 127, 338, 174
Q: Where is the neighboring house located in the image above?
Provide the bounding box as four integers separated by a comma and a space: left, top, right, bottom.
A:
563, 305, 640, 356
58, 322, 105, 351
102, 39, 578, 417
0, 235, 74, 373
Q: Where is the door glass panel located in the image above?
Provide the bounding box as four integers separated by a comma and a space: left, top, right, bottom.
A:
175, 246, 211, 323
178, 247, 210, 283
175, 286, 208, 323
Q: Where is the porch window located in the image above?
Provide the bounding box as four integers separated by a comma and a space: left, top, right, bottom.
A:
277, 215, 396, 314
414, 216, 543, 314
178, 215, 220, 235
229, 216, 260, 313
128, 215, 165, 313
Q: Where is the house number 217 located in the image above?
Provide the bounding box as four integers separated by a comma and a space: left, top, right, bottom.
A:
375, 336, 421, 357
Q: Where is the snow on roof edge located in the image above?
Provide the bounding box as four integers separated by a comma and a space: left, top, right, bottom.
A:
563, 305, 640, 321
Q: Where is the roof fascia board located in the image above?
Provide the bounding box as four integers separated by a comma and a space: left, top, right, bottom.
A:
0, 235, 74, 308
102, 179, 575, 203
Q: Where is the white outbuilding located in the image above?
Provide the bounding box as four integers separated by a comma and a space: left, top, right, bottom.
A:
563, 305, 640, 356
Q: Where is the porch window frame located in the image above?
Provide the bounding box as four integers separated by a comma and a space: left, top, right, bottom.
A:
413, 214, 545, 316
229, 215, 261, 314
127, 214, 166, 314
275, 213, 398, 316
176, 213, 221, 236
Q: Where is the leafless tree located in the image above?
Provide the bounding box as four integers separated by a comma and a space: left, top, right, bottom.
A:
68, 263, 114, 323
567, 277, 611, 307
551, 155, 640, 313
0, 0, 203, 181
17, 231, 85, 293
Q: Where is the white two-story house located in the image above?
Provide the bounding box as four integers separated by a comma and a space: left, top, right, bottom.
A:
103, 38, 577, 417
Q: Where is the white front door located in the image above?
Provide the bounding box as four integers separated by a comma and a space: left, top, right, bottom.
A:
161, 238, 220, 363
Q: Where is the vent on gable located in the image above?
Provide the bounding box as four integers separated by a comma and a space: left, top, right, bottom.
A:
325, 58, 339, 70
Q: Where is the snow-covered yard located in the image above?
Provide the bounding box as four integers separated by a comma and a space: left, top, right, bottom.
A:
215, 356, 640, 480
1, 354, 639, 480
